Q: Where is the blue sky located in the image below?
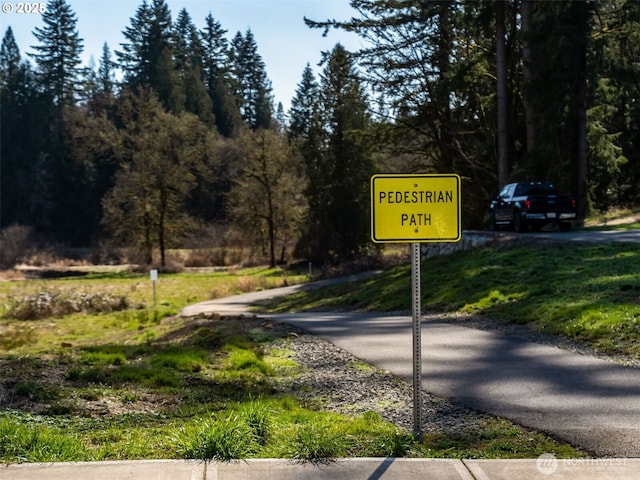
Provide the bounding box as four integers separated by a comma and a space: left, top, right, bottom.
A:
3, 0, 362, 111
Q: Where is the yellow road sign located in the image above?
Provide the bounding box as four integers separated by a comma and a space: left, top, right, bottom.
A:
371, 174, 461, 243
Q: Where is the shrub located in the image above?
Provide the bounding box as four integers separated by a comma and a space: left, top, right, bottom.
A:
3, 289, 129, 320
287, 423, 348, 463
0, 224, 32, 269
177, 415, 257, 461
14, 381, 61, 402
238, 400, 272, 445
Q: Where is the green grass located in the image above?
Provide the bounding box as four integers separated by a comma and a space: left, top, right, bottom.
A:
259, 243, 640, 359
1, 317, 582, 462
0, 264, 590, 462
0, 267, 305, 354
583, 209, 639, 231
0, 416, 87, 462
586, 222, 640, 231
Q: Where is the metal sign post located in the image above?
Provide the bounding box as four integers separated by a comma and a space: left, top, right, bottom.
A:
411, 242, 422, 440
370, 173, 461, 442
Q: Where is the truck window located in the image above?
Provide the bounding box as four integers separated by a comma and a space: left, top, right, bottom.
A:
515, 183, 558, 196
500, 184, 514, 198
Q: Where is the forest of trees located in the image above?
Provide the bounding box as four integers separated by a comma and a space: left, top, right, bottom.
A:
1, 0, 638, 268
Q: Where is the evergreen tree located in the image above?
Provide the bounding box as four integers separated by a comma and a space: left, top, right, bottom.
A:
200, 12, 241, 136
322, 44, 373, 259
80, 56, 100, 105
581, 0, 640, 210
289, 63, 319, 139
608, 0, 640, 206
289, 64, 324, 260
522, 1, 593, 222
495, 0, 510, 187
98, 42, 116, 96
117, 0, 182, 112
173, 8, 213, 124
230, 29, 273, 129
521, 0, 537, 154
0, 26, 21, 86
298, 44, 373, 262
288, 64, 323, 169
0, 28, 52, 230
80, 43, 118, 125
28, 0, 100, 243
200, 13, 228, 75
305, 1, 502, 227
117, 0, 152, 81
29, 0, 84, 106
173, 8, 202, 71
275, 102, 286, 133
306, 1, 458, 171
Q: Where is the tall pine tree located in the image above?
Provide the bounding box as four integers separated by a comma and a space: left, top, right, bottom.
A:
97, 42, 116, 96
230, 29, 273, 130
298, 44, 373, 263
29, 0, 97, 243
1, 28, 51, 230
200, 12, 242, 136
117, 0, 182, 112
289, 63, 319, 139
173, 8, 213, 124
30, 0, 84, 107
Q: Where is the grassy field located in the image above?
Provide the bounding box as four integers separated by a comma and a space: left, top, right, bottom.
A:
262, 241, 640, 360
0, 267, 304, 353
0, 265, 586, 462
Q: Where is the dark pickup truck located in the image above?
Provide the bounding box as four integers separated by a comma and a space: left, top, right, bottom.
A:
489, 182, 576, 232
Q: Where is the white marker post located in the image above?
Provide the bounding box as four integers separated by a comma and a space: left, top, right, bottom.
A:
150, 269, 158, 307
371, 174, 461, 440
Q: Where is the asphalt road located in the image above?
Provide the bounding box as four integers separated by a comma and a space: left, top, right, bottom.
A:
535, 229, 639, 243
466, 228, 640, 244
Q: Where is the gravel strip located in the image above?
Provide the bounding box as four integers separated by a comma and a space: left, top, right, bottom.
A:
274, 325, 495, 435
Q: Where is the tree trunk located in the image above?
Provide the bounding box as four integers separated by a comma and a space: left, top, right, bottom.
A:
437, 1, 454, 172
521, 0, 537, 153
159, 191, 167, 267
265, 182, 276, 268
267, 217, 276, 268
495, 0, 509, 187
143, 212, 153, 265
572, 4, 590, 227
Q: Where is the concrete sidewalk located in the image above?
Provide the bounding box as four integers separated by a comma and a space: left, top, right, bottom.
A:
3, 458, 640, 479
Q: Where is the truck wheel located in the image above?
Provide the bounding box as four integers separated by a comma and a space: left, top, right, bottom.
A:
513, 210, 526, 232
489, 211, 498, 231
